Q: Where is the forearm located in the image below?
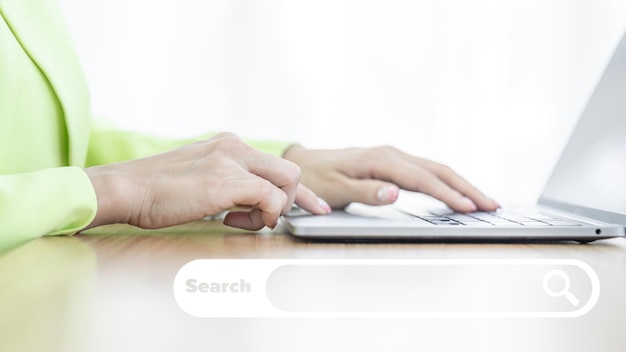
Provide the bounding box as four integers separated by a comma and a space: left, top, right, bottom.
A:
87, 124, 293, 167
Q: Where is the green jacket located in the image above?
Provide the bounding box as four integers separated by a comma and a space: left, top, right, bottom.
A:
0, 0, 288, 252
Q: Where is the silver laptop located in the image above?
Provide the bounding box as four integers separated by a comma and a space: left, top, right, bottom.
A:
283, 31, 626, 243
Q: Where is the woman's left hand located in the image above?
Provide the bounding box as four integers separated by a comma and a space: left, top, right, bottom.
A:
284, 145, 499, 213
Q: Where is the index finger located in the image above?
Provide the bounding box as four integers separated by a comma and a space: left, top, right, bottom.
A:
407, 157, 499, 211
244, 152, 302, 215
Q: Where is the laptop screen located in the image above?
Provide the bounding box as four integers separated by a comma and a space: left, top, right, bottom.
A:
539, 31, 626, 226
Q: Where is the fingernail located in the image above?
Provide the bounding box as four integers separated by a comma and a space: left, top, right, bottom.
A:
462, 197, 478, 212
269, 219, 278, 229
318, 197, 332, 214
377, 185, 400, 203
488, 197, 501, 209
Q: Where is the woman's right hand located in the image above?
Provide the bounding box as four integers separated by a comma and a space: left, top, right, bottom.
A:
84, 132, 331, 231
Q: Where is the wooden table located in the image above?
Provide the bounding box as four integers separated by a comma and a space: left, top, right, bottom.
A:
2, 220, 626, 352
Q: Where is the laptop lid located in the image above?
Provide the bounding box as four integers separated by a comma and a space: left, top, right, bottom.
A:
538, 31, 626, 227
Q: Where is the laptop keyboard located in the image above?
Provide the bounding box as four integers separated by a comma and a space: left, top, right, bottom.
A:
400, 209, 582, 227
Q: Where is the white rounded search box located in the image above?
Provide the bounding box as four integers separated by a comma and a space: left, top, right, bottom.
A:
173, 259, 599, 318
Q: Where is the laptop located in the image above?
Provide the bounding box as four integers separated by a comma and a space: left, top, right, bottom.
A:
282, 31, 626, 243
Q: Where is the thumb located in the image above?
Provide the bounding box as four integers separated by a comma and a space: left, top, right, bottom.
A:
294, 184, 332, 215
343, 179, 400, 206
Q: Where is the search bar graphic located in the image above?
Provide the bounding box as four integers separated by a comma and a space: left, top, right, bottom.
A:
173, 259, 599, 318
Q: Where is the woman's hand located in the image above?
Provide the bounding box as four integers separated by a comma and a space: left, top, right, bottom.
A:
84, 133, 330, 231
283, 145, 499, 212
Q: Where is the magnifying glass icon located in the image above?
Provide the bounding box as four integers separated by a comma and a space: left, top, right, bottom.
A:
543, 269, 580, 307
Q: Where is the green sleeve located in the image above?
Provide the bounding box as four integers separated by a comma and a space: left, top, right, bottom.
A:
0, 167, 97, 253
86, 123, 293, 166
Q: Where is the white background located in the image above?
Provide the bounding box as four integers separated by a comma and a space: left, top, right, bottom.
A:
57, 0, 626, 204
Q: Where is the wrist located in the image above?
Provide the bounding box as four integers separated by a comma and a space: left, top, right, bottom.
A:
84, 165, 130, 229
282, 144, 306, 162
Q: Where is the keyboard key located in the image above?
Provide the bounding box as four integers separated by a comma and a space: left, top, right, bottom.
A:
471, 213, 503, 221
435, 222, 462, 226
491, 222, 523, 226
498, 213, 534, 222
430, 219, 460, 225
421, 216, 452, 221
544, 220, 581, 226
488, 219, 520, 226
446, 214, 478, 222
460, 221, 494, 226
517, 221, 551, 226
526, 213, 558, 221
